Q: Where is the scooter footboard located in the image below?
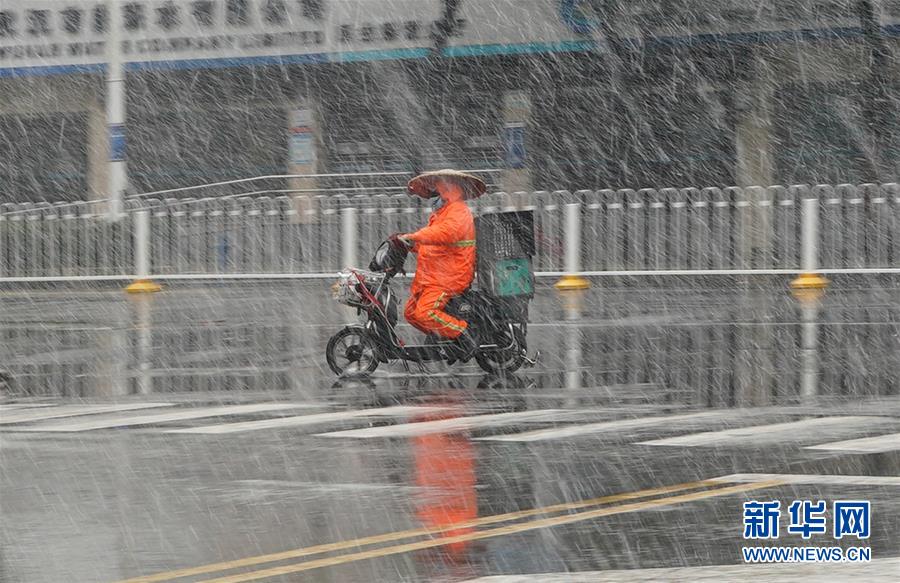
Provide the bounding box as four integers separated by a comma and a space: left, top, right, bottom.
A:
401, 344, 446, 362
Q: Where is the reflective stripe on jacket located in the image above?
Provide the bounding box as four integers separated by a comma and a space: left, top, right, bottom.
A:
408, 199, 476, 294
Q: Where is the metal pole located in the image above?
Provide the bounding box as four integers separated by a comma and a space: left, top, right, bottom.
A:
564, 297, 582, 396
564, 202, 581, 275
134, 209, 150, 278
0, 213, 5, 278
107, 0, 126, 220
133, 295, 153, 394
125, 209, 161, 293
558, 202, 585, 395
800, 303, 819, 401
801, 197, 818, 272
341, 207, 357, 268
796, 197, 825, 402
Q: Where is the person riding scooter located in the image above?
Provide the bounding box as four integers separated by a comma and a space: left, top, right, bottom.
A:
391, 169, 486, 363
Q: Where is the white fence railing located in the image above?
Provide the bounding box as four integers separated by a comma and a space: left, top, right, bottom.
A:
1, 182, 899, 280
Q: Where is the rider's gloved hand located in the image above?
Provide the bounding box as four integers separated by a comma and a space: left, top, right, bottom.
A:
388, 233, 412, 249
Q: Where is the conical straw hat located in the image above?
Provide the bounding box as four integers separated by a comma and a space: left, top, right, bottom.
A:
407, 169, 487, 199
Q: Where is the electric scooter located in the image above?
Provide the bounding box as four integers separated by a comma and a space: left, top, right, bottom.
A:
326, 237, 537, 376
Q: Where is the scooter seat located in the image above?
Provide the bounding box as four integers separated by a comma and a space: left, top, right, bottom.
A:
445, 289, 490, 319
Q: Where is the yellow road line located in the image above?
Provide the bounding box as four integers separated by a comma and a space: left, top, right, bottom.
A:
120, 479, 721, 583
199, 480, 785, 583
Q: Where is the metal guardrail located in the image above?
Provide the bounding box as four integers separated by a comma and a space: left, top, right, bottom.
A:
1, 182, 898, 280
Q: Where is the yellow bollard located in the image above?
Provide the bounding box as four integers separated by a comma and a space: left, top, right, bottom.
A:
789, 272, 828, 304
125, 209, 162, 293
791, 272, 827, 402
126, 279, 162, 293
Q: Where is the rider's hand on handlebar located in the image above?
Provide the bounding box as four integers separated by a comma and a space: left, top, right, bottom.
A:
389, 233, 413, 249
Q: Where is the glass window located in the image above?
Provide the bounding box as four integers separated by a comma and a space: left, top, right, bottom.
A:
774, 83, 871, 184
0, 113, 88, 202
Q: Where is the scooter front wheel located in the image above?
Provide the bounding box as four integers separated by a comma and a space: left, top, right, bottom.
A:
326, 327, 380, 376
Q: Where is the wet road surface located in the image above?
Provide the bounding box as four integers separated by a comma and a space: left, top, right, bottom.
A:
1, 279, 899, 581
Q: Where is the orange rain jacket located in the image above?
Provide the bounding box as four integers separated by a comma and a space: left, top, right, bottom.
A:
406, 193, 476, 294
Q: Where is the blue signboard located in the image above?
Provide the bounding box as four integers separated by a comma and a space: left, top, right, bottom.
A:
504, 124, 526, 169
109, 124, 126, 161
559, 0, 597, 34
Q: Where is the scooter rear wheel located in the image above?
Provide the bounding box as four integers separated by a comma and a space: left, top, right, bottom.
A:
326, 327, 380, 376
475, 325, 526, 375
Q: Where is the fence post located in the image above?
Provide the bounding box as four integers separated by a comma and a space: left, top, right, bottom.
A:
801, 197, 819, 273
341, 206, 357, 269
554, 202, 589, 308
564, 202, 581, 275
126, 208, 161, 293
0, 211, 4, 278
791, 196, 828, 401
551, 202, 588, 393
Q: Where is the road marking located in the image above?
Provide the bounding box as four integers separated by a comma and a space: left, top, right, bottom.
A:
475, 410, 755, 442
0, 402, 174, 425
713, 473, 900, 486
12, 403, 317, 432
165, 406, 445, 434
316, 409, 572, 439
118, 478, 723, 583
461, 557, 900, 582
0, 403, 56, 411
639, 416, 896, 447
806, 432, 900, 454
196, 481, 784, 583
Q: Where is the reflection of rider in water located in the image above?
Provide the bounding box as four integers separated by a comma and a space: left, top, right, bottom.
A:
393, 170, 485, 363
412, 401, 477, 564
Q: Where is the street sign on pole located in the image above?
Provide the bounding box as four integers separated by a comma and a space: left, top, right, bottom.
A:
107, 0, 126, 220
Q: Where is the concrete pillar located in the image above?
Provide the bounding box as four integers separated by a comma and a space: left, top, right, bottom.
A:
287, 99, 324, 195
734, 90, 774, 188
501, 90, 532, 193
733, 55, 776, 406
106, 0, 126, 218
86, 89, 109, 201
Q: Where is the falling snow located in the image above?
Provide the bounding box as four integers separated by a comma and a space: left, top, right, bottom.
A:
1, 1, 899, 582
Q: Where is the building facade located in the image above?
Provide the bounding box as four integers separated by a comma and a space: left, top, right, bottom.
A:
1, 0, 898, 202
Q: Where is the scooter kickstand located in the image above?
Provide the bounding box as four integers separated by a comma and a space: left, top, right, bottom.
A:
523, 350, 540, 368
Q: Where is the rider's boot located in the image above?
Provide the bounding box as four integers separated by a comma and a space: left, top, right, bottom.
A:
452, 328, 478, 364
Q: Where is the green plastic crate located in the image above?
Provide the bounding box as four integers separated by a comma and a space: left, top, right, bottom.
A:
492, 258, 534, 297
